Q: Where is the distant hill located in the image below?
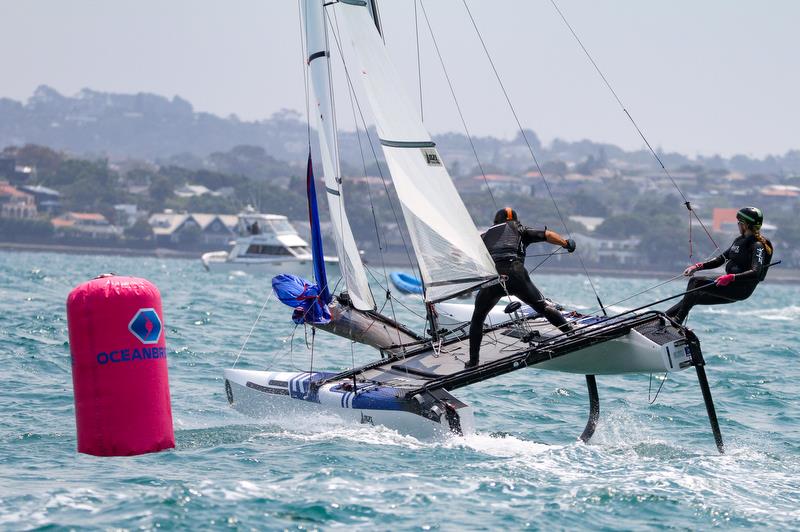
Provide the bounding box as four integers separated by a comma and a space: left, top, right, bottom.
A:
2, 85, 798, 176
0, 85, 312, 163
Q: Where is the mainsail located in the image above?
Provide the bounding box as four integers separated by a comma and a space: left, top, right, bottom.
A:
334, 1, 497, 303
304, 0, 376, 311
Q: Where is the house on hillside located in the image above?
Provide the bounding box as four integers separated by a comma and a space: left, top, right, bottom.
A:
148, 212, 237, 246
0, 181, 38, 219
51, 212, 121, 238
20, 184, 61, 214
113, 204, 142, 228
712, 208, 740, 234
564, 232, 641, 266
760, 184, 800, 198
191, 214, 238, 245
711, 207, 776, 237
174, 184, 213, 198
466, 174, 533, 196
0, 158, 15, 178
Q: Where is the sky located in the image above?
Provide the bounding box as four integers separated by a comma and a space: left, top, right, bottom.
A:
2, 0, 797, 158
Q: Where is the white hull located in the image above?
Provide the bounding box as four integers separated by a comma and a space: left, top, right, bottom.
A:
435, 301, 691, 374
224, 368, 475, 440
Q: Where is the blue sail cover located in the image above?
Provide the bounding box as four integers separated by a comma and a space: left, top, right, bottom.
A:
271, 153, 331, 325
272, 274, 331, 324
306, 153, 331, 304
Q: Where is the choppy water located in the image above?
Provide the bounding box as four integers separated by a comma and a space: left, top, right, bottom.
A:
1, 250, 798, 530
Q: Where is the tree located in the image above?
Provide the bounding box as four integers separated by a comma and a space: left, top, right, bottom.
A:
149, 176, 175, 208
568, 190, 608, 217
4, 144, 64, 178
594, 214, 643, 238
124, 218, 154, 240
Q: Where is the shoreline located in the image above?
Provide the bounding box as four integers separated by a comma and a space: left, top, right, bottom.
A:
3, 241, 799, 284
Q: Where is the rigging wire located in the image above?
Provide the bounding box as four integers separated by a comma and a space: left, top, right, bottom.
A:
527, 248, 562, 274
461, 0, 607, 315
525, 271, 686, 338
418, 0, 498, 211
414, 0, 424, 122
232, 291, 275, 368
343, 67, 405, 342
363, 264, 428, 321
547, 0, 720, 257
326, 7, 423, 281
320, 8, 376, 307
308, 327, 316, 378
298, 0, 312, 150
330, 8, 412, 338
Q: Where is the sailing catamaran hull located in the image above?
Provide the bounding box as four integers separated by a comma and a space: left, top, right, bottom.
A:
223, 310, 696, 440
224, 368, 475, 439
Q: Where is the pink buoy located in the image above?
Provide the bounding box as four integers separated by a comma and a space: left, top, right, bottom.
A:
67, 274, 174, 456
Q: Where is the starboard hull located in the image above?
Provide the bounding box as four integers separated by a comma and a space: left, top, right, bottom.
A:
223, 368, 475, 440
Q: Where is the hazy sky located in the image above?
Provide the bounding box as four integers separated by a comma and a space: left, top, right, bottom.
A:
2, 0, 797, 157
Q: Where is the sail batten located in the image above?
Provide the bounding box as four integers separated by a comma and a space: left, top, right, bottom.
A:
334, 2, 497, 302
305, 0, 375, 311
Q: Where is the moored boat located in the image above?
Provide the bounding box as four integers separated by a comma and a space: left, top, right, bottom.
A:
201, 210, 338, 274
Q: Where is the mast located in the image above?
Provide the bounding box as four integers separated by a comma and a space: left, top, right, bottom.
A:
303, 0, 376, 311
366, 0, 383, 37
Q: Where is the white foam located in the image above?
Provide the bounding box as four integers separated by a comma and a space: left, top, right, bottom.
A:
453, 432, 553, 458
702, 305, 800, 321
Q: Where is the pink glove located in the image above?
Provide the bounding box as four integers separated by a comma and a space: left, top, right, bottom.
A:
683, 262, 703, 276
715, 273, 735, 287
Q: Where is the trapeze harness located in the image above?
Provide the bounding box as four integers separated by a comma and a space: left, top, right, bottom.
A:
468, 221, 569, 365
666, 234, 772, 323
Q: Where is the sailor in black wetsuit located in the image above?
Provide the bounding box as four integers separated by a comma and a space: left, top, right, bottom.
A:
666, 206, 773, 323
467, 207, 576, 368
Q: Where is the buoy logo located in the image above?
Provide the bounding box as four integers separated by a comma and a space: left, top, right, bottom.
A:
128, 308, 162, 344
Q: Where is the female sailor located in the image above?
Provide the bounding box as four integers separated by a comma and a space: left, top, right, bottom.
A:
666, 206, 773, 323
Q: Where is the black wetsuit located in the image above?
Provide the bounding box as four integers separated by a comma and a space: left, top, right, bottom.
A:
666, 234, 771, 323
468, 221, 569, 365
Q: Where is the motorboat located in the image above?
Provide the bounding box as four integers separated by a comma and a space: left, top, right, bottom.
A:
201, 211, 338, 274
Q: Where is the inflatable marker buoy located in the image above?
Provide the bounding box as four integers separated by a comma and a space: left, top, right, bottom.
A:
67, 274, 174, 456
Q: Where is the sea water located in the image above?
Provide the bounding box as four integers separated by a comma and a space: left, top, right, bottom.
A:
1, 250, 798, 529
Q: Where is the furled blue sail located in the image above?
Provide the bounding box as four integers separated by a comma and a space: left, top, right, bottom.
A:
272, 154, 331, 324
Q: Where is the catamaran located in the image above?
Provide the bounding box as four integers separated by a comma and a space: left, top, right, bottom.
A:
224, 0, 725, 452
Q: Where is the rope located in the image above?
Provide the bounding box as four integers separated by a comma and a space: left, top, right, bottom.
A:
548, 0, 719, 257
419, 0, 497, 210
527, 249, 563, 274
648, 372, 668, 404
308, 327, 316, 378
343, 62, 399, 325
233, 291, 275, 368
461, 0, 606, 315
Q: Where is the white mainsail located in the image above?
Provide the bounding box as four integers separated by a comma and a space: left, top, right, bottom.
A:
304, 0, 375, 311
333, 1, 497, 302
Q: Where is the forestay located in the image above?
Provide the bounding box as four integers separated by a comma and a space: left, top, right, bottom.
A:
304, 0, 375, 311
334, 1, 497, 302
